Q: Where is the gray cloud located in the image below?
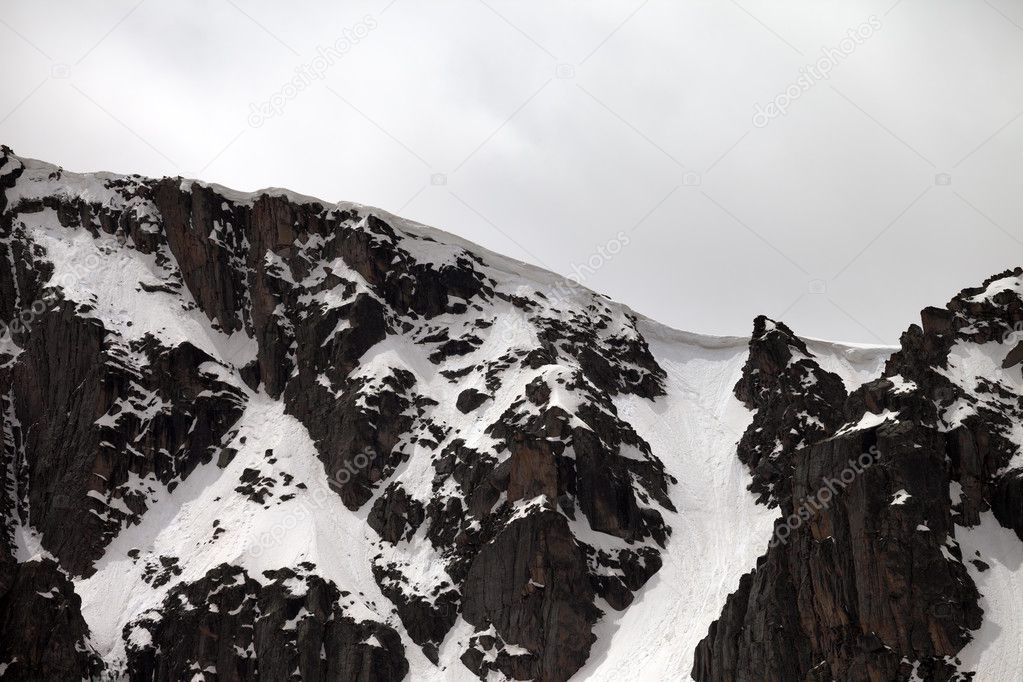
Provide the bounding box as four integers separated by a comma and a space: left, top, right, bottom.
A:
2, 0, 1021, 342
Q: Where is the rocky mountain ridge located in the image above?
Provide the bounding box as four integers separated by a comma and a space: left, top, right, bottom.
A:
695, 271, 1023, 682
0, 147, 672, 681
1, 147, 1021, 681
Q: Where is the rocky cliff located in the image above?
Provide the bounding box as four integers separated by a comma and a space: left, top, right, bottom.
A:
2, 146, 1021, 681
694, 271, 1023, 682
0, 147, 672, 681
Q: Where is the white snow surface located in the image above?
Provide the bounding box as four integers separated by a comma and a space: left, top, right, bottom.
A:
958, 513, 1023, 679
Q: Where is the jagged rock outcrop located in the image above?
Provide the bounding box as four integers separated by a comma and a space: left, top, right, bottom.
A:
695, 271, 1023, 682
0, 558, 104, 681
461, 507, 598, 681
0, 151, 247, 576
9, 303, 245, 575
732, 316, 848, 509
124, 564, 408, 681
991, 469, 1023, 540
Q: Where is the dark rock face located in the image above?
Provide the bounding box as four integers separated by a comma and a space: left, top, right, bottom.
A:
695, 271, 1023, 682
8, 304, 245, 575
373, 358, 675, 680
0, 154, 246, 577
461, 509, 598, 681
0, 559, 104, 681
369, 362, 674, 679
150, 178, 495, 516
124, 564, 407, 682
733, 316, 848, 508
991, 469, 1023, 541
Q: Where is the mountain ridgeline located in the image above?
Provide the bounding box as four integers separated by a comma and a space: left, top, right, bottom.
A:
1, 146, 1022, 681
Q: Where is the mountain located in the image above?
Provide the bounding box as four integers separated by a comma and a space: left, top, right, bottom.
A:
0, 145, 1020, 681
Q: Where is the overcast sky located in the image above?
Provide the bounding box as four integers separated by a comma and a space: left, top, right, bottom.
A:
3, 0, 1022, 343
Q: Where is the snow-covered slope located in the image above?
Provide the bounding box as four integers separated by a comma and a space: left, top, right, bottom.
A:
2, 146, 1021, 682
